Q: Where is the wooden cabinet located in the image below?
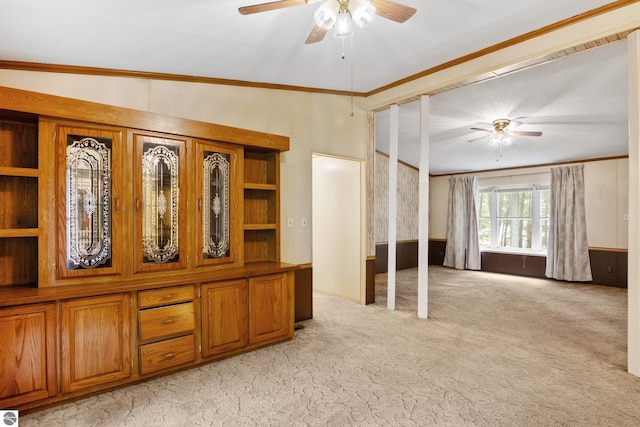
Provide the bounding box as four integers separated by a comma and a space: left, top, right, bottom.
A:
201, 279, 248, 357
0, 303, 57, 407
133, 131, 188, 273
60, 294, 131, 393
249, 273, 290, 344
0, 114, 39, 287
0, 85, 295, 412
243, 150, 279, 263
138, 285, 196, 374
195, 140, 243, 269
55, 124, 123, 279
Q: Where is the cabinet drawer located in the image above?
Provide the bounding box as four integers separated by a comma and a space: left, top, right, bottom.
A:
139, 334, 195, 375
139, 302, 195, 342
139, 285, 195, 309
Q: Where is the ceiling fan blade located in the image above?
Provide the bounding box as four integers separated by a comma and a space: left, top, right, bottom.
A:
371, 0, 417, 23
239, 0, 308, 15
470, 127, 492, 133
468, 135, 491, 143
305, 25, 328, 44
513, 131, 543, 137
507, 120, 523, 129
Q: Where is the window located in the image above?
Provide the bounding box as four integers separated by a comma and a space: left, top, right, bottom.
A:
478, 185, 549, 253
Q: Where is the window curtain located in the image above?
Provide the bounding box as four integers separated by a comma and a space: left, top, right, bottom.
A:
443, 176, 481, 270
545, 165, 593, 282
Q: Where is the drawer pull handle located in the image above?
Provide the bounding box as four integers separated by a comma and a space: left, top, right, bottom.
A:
161, 317, 178, 325
160, 293, 177, 300
161, 352, 177, 360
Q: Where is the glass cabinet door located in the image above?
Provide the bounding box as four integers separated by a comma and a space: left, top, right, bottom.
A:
133, 132, 187, 273
196, 141, 242, 268
57, 126, 122, 278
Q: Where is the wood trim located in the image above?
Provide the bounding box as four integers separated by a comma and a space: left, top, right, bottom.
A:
429, 155, 629, 177
0, 61, 366, 98
0, 85, 290, 151
365, 1, 640, 97
589, 246, 628, 253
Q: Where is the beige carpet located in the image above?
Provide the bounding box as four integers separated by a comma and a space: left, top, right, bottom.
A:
22, 266, 640, 426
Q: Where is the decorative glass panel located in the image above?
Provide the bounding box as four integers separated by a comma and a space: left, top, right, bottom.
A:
142, 143, 180, 264
202, 151, 230, 259
66, 135, 112, 270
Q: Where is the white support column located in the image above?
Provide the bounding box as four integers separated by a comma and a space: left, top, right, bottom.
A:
627, 31, 640, 377
418, 95, 430, 319
387, 104, 399, 311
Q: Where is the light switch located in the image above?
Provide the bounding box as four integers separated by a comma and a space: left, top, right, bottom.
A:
287, 217, 294, 228
301, 217, 307, 228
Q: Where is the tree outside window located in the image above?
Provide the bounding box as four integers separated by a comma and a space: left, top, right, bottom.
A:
478, 185, 549, 253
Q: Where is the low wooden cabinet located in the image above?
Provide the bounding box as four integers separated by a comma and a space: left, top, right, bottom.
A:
138, 285, 196, 374
201, 279, 248, 357
249, 273, 290, 344
60, 294, 132, 393
0, 303, 57, 407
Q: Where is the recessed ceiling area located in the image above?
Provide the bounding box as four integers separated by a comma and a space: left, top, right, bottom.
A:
374, 40, 629, 175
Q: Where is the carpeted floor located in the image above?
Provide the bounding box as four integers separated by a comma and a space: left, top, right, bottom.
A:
22, 266, 640, 426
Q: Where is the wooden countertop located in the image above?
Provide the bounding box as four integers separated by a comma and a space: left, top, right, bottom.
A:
0, 262, 299, 307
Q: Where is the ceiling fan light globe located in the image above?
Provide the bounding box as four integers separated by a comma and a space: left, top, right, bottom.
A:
333, 9, 354, 38
350, 0, 375, 27
314, 1, 339, 30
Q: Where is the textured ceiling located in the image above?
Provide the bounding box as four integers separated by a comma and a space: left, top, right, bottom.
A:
375, 41, 629, 174
0, 0, 616, 93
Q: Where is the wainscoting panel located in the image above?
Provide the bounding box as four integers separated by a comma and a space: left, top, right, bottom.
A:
295, 266, 313, 322
376, 240, 628, 288
481, 252, 546, 278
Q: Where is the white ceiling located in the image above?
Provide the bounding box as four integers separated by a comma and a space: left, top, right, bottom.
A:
375, 40, 629, 174
0, 0, 629, 174
0, 0, 615, 93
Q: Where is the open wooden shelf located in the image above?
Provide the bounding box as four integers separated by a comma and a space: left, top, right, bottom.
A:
0, 228, 39, 238
0, 166, 39, 177
244, 182, 277, 191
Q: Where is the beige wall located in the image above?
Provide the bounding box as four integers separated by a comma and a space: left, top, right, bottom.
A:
0, 70, 367, 265
428, 159, 629, 249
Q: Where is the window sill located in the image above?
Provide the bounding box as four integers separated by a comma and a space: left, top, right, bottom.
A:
480, 248, 547, 257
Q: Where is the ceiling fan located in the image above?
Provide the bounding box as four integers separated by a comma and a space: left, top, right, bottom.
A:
468, 119, 543, 143
469, 119, 543, 159
239, 0, 417, 44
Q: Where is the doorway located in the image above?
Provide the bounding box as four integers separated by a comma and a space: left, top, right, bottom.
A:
312, 154, 365, 303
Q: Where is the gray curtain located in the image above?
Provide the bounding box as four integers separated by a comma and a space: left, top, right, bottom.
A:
443, 176, 481, 270
545, 165, 593, 282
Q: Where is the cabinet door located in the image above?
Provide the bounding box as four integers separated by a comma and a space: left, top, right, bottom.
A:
201, 280, 248, 356
56, 125, 123, 278
249, 273, 290, 344
196, 140, 243, 268
133, 132, 187, 273
61, 294, 131, 393
0, 303, 57, 407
